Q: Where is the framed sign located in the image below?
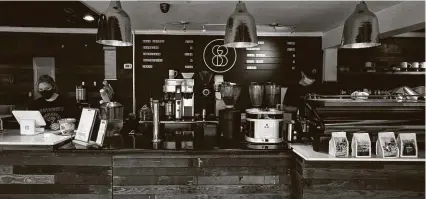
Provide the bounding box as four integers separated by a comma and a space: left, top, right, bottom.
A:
75, 108, 98, 142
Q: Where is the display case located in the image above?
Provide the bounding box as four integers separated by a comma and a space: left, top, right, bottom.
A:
299, 95, 425, 152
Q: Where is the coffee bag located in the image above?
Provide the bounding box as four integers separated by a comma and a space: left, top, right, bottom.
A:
397, 133, 418, 158
329, 132, 349, 157
376, 132, 399, 158
351, 133, 371, 158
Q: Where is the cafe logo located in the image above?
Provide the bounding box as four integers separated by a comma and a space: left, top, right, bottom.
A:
203, 39, 237, 73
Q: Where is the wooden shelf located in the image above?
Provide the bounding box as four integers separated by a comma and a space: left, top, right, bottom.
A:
139, 120, 219, 124
339, 71, 425, 75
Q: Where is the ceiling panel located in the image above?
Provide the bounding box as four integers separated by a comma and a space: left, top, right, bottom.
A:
84, 1, 402, 32
0, 1, 98, 28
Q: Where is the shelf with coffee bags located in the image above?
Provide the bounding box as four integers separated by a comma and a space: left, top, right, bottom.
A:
296, 96, 425, 153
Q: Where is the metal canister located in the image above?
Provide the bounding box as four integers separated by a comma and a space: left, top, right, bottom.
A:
152, 100, 161, 143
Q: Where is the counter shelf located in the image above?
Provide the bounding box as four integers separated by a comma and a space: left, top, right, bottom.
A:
300, 97, 425, 152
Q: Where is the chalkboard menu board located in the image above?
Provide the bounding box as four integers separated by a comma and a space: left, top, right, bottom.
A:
135, 35, 322, 111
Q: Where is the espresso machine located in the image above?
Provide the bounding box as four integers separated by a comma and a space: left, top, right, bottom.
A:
218, 82, 242, 147
245, 82, 284, 144
163, 78, 195, 120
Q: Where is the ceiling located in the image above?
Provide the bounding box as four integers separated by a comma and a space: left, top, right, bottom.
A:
83, 1, 402, 33
0, 1, 98, 28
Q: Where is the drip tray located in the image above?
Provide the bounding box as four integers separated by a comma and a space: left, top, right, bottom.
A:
244, 143, 288, 150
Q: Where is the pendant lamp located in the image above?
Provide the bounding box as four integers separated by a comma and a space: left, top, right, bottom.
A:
341, 1, 380, 49
223, 1, 258, 48
96, 1, 132, 47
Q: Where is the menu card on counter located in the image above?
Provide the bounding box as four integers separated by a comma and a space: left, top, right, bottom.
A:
95, 120, 108, 146
75, 108, 98, 143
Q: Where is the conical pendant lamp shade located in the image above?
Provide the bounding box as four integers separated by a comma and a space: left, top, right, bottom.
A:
341, 1, 380, 49
96, 1, 132, 47
223, 1, 258, 48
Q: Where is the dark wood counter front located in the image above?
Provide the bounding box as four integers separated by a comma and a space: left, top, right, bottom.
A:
292, 145, 426, 199
0, 150, 292, 199
0, 151, 112, 199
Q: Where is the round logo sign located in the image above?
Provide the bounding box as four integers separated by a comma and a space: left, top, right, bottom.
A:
203, 39, 237, 73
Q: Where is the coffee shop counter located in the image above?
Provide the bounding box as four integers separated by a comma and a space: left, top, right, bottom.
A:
0, 130, 293, 199
291, 143, 425, 199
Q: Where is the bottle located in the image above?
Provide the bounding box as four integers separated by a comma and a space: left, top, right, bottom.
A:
76, 82, 87, 103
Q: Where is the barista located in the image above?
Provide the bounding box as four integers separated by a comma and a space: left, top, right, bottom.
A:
284, 68, 317, 108
28, 75, 77, 130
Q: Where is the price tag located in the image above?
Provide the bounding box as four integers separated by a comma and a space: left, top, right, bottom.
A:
143, 59, 163, 63
246, 47, 260, 51
184, 53, 193, 56
143, 46, 160, 50
258, 41, 264, 45
255, 60, 264, 64
143, 52, 161, 56
287, 48, 296, 52
185, 40, 194, 43
246, 66, 257, 70
142, 40, 151, 43
246, 60, 255, 63
142, 65, 153, 69
185, 65, 194, 69
287, 41, 296, 45
247, 54, 255, 57
255, 54, 266, 57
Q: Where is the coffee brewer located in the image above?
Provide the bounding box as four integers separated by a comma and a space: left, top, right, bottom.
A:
245, 82, 284, 144
218, 82, 242, 147
163, 77, 195, 120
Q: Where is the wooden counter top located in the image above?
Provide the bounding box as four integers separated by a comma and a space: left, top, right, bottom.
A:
307, 99, 425, 107
0, 129, 72, 147
291, 144, 425, 162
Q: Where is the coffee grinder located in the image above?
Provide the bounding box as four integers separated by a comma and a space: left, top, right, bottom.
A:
198, 71, 214, 120
245, 82, 284, 144
218, 82, 242, 147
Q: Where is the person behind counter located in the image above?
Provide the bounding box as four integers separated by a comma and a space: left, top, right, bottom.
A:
28, 75, 78, 130
284, 68, 318, 108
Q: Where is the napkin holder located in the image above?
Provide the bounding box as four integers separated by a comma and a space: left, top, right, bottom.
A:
376, 132, 399, 158
397, 133, 418, 158
329, 132, 349, 157
351, 133, 371, 158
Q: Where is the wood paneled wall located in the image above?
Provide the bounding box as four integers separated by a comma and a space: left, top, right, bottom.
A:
135, 35, 323, 112
0, 32, 133, 113
293, 155, 426, 199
